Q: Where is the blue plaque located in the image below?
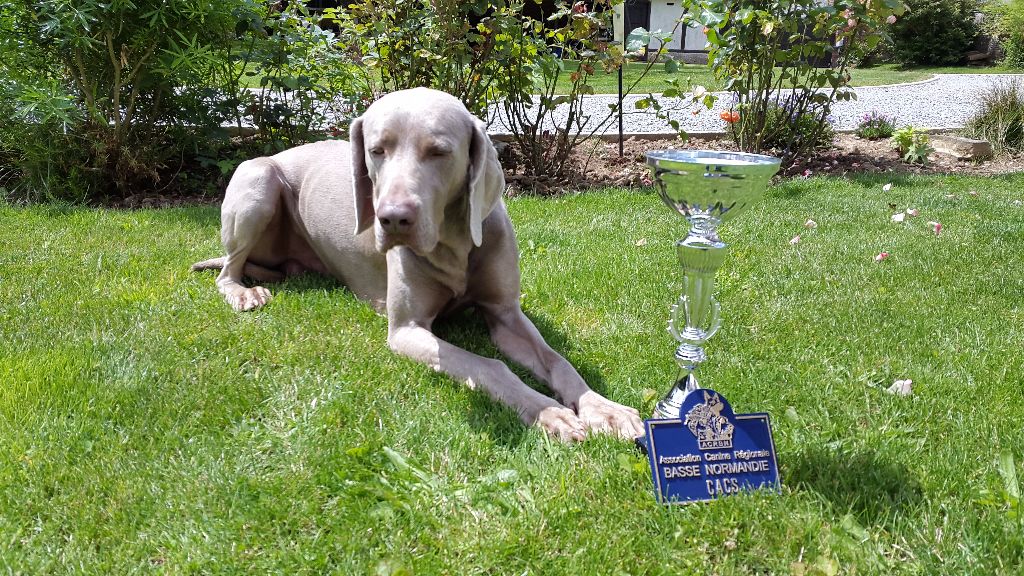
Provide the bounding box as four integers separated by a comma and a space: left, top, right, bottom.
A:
644, 388, 779, 504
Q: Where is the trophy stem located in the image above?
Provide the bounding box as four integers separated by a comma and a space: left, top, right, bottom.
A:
654, 236, 727, 419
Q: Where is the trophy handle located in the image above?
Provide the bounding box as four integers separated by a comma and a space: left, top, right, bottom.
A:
667, 295, 685, 342
704, 297, 722, 339
667, 295, 722, 342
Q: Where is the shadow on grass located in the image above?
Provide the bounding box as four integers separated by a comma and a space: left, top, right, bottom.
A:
206, 267, 608, 446
435, 307, 610, 447
786, 446, 925, 530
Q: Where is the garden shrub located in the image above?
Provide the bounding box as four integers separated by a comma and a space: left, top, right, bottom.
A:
241, 1, 364, 149
961, 81, 1024, 154
326, 0, 526, 121
491, 3, 642, 187
0, 0, 261, 201
889, 0, 978, 66
681, 0, 906, 166
327, 0, 652, 189
728, 99, 836, 155
0, 0, 364, 202
983, 0, 1024, 68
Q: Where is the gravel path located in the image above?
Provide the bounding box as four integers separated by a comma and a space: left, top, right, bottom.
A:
489, 73, 1024, 136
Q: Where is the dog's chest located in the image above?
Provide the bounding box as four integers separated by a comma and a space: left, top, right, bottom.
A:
423, 245, 470, 298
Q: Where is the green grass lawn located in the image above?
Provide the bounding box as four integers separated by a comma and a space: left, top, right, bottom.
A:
579, 62, 1023, 94
241, 60, 1020, 94
2, 173, 1024, 573
575, 61, 938, 94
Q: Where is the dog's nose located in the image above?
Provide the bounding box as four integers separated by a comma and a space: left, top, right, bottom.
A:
377, 202, 417, 234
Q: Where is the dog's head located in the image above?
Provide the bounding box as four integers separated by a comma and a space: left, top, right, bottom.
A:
350, 88, 504, 255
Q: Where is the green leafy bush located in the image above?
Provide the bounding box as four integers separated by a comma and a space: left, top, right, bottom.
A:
728, 99, 836, 156
492, 3, 638, 186
983, 0, 1024, 68
0, 0, 260, 201
855, 111, 898, 140
0, 0, 366, 202
889, 0, 978, 66
326, 0, 526, 121
682, 0, 905, 166
241, 1, 364, 149
890, 126, 934, 164
326, 1, 648, 188
961, 81, 1024, 154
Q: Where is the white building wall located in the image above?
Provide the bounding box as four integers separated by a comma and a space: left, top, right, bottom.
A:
613, 0, 710, 53
647, 0, 710, 52
648, 1, 686, 50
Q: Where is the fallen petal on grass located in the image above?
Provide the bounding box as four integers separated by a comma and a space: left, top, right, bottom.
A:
891, 212, 906, 223
875, 252, 889, 262
969, 190, 979, 197
906, 208, 919, 217
635, 238, 648, 247
887, 379, 913, 396
804, 219, 818, 229
790, 235, 801, 245
883, 183, 893, 192
944, 194, 957, 200
928, 221, 942, 235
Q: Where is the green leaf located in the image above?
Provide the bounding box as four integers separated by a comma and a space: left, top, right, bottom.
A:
840, 513, 869, 542
784, 406, 801, 423
626, 27, 651, 53
664, 59, 680, 74
999, 450, 1021, 500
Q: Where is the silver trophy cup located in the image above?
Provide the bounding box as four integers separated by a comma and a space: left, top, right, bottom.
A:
646, 150, 781, 420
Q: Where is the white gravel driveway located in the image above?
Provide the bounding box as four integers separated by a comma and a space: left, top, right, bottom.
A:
488, 74, 1024, 136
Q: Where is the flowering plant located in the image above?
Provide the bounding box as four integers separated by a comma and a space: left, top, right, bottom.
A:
855, 111, 898, 140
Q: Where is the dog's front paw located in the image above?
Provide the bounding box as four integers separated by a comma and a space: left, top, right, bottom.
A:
535, 405, 587, 442
576, 391, 644, 440
227, 286, 273, 311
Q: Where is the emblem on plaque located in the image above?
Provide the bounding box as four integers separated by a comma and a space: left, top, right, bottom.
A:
684, 391, 734, 450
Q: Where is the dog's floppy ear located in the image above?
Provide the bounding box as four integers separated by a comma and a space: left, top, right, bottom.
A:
350, 117, 375, 235
468, 119, 505, 247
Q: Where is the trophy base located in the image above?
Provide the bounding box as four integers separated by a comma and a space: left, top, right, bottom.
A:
652, 374, 700, 420
637, 374, 701, 454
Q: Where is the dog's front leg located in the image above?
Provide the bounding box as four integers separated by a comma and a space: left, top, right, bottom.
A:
484, 306, 644, 440
387, 324, 588, 442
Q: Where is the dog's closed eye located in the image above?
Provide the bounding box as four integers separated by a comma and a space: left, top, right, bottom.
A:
425, 145, 452, 158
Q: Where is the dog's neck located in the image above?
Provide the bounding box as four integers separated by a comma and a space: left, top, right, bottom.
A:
416, 195, 475, 298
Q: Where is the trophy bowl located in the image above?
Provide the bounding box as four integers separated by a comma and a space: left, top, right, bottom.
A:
647, 150, 780, 231
645, 150, 781, 420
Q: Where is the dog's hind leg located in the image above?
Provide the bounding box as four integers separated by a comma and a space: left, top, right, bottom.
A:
216, 158, 289, 311
191, 257, 286, 283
